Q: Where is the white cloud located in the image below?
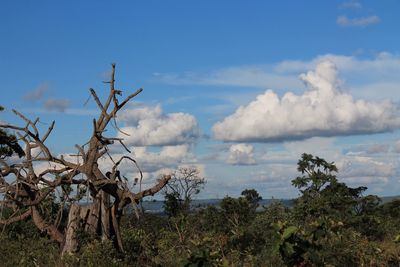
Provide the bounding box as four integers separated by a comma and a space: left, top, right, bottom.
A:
275, 52, 400, 75
274, 52, 400, 101
117, 104, 200, 146
152, 163, 206, 180
32, 153, 82, 180
337, 156, 395, 187
95, 144, 200, 190
19, 107, 99, 117
156, 53, 400, 104
153, 66, 301, 89
213, 60, 400, 142
337, 15, 380, 27
278, 138, 398, 193
97, 144, 195, 174
133, 145, 196, 172
226, 143, 257, 165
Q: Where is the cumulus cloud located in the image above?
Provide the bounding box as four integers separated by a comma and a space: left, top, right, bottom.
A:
226, 143, 257, 165
337, 15, 380, 27
274, 52, 400, 101
156, 53, 400, 104
117, 104, 200, 146
33, 153, 82, 179
213, 61, 400, 142
96, 144, 195, 174
23, 83, 49, 101
44, 98, 70, 112
132, 145, 196, 172
275, 52, 400, 75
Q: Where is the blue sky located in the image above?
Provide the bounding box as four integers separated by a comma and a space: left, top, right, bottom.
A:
2, 1, 400, 199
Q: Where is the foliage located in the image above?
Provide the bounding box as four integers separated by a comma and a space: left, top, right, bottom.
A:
241, 188, 262, 210
163, 191, 184, 217
62, 239, 122, 267
0, 106, 24, 158
1, 153, 400, 266
163, 167, 205, 215
0, 235, 59, 267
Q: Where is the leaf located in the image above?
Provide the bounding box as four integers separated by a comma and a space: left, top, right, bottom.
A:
282, 226, 298, 239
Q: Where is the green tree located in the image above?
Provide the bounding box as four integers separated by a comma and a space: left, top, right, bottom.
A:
241, 188, 262, 210
292, 153, 373, 223
280, 153, 393, 266
163, 192, 183, 217
292, 153, 338, 195
0, 106, 24, 158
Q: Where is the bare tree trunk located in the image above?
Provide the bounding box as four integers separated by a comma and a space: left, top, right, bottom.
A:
0, 64, 172, 256
82, 200, 100, 235
111, 200, 124, 252
62, 203, 81, 256
61, 193, 120, 256
100, 191, 111, 241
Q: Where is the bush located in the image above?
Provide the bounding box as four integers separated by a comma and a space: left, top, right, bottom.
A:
62, 240, 121, 267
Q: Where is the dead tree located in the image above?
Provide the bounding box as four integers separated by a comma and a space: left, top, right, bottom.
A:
163, 167, 205, 212
0, 64, 171, 255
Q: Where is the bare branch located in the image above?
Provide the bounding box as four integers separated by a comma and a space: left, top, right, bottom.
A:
118, 88, 143, 110
0, 209, 31, 225
0, 64, 170, 254
42, 121, 55, 142
90, 88, 107, 115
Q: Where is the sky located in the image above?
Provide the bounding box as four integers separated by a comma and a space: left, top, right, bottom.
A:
1, 1, 400, 199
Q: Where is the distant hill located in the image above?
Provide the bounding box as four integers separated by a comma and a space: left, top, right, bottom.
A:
380, 195, 400, 203
140, 196, 400, 214
140, 198, 295, 214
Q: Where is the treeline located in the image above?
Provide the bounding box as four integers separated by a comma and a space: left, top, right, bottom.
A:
1, 154, 400, 266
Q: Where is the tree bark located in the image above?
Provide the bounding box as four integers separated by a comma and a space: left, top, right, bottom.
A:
31, 206, 64, 244
61, 203, 81, 256
100, 191, 111, 241
61, 194, 119, 256
81, 200, 100, 235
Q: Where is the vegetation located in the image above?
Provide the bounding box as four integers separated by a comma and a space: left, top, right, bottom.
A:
1, 70, 399, 266
162, 167, 205, 217
0, 106, 24, 159
0, 152, 399, 266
